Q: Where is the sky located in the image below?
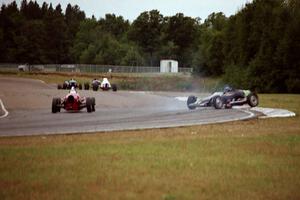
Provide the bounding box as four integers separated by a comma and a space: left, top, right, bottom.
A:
1, 0, 252, 22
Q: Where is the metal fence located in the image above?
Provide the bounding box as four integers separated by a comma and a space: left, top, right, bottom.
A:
0, 64, 193, 74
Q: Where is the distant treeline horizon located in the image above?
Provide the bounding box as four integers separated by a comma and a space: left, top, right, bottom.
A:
0, 0, 299, 93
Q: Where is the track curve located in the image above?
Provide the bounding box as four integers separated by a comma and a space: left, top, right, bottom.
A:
0, 77, 256, 136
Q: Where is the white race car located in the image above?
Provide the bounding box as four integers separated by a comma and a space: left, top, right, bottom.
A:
91, 78, 117, 91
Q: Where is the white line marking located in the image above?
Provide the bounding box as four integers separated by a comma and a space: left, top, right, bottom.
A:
0, 99, 9, 119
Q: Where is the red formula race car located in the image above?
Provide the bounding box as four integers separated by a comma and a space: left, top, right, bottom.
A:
52, 87, 95, 113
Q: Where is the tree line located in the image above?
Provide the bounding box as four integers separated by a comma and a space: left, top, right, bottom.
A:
0, 0, 299, 92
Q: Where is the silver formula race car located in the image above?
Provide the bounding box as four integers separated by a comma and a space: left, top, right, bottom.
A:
187, 87, 259, 110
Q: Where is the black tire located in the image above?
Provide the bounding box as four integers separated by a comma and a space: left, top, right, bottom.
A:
84, 83, 90, 90
52, 98, 60, 113
86, 97, 92, 113
56, 98, 61, 112
79, 84, 82, 90
57, 84, 62, 89
63, 83, 68, 89
213, 96, 224, 109
112, 84, 117, 92
92, 84, 98, 91
247, 93, 259, 107
91, 97, 95, 112
187, 95, 197, 110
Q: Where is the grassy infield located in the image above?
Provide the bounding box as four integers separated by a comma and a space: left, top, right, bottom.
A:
0, 73, 300, 200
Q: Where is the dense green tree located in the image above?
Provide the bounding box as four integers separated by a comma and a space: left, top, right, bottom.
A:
163, 13, 199, 66
192, 12, 227, 76
128, 10, 163, 66
16, 20, 47, 63
98, 14, 129, 39
65, 4, 85, 62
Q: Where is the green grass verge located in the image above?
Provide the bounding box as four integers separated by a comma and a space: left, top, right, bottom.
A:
0, 93, 300, 199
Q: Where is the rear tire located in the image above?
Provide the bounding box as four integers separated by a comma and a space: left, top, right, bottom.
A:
92, 84, 98, 91
57, 84, 62, 89
79, 84, 82, 90
56, 98, 61, 112
187, 95, 197, 110
112, 84, 117, 92
86, 97, 92, 113
213, 96, 224, 109
247, 93, 259, 107
63, 83, 68, 89
91, 97, 95, 112
52, 98, 60, 113
84, 83, 90, 90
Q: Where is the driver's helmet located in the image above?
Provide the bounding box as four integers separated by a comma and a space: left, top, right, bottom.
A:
223, 86, 233, 93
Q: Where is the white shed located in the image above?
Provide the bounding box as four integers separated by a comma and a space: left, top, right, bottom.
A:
160, 59, 178, 73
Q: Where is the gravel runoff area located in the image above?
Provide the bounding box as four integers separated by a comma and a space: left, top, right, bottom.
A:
0, 77, 262, 136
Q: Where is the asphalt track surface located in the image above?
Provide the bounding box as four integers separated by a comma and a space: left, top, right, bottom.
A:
0, 77, 256, 136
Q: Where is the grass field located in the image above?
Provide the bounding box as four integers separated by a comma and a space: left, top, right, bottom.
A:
0, 83, 300, 199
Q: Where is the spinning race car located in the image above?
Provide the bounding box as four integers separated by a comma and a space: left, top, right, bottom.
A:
187, 86, 259, 110
91, 78, 117, 91
52, 87, 95, 113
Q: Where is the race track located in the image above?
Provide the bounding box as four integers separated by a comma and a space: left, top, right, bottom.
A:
0, 77, 256, 136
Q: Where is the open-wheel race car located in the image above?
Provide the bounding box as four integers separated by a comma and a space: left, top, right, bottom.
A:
52, 87, 95, 113
91, 78, 117, 91
57, 79, 82, 90
187, 86, 259, 110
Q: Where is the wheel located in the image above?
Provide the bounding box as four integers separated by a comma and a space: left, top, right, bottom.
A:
56, 98, 61, 112
57, 84, 62, 89
84, 83, 90, 90
247, 93, 259, 107
213, 96, 224, 109
92, 84, 98, 91
63, 83, 68, 89
86, 97, 92, 113
79, 84, 82, 90
187, 95, 197, 110
91, 97, 95, 112
112, 84, 117, 92
52, 98, 60, 113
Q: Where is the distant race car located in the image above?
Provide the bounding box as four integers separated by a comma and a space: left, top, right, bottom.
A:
187, 86, 259, 110
91, 78, 117, 91
57, 79, 82, 90
52, 87, 95, 113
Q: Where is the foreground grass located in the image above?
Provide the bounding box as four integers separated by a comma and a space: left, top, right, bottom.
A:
0, 95, 300, 200
0, 71, 220, 92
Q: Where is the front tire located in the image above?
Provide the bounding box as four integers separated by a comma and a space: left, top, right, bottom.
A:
213, 96, 224, 109
247, 93, 259, 107
187, 95, 197, 110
